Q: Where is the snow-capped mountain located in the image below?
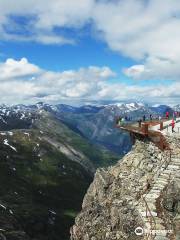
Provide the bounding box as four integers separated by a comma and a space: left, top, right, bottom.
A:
96, 102, 157, 123
0, 101, 179, 155
0, 104, 37, 130
106, 102, 145, 111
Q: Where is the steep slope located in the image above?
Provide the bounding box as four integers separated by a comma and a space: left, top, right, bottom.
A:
0, 128, 92, 240
33, 110, 119, 168
52, 103, 158, 155
0, 110, 118, 240
71, 136, 180, 240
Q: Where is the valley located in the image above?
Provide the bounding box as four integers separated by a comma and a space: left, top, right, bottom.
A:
0, 102, 178, 239
0, 106, 118, 239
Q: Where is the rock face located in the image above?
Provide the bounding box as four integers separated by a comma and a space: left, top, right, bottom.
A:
71, 136, 180, 240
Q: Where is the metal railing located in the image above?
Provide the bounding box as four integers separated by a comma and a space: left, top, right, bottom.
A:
142, 196, 156, 240
137, 148, 172, 240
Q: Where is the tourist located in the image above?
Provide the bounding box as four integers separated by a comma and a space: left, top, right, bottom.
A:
118, 117, 122, 126
121, 117, 125, 125
150, 114, 153, 121
171, 119, 175, 133
166, 111, 169, 119
116, 116, 122, 126
143, 115, 146, 122
116, 117, 120, 125
116, 117, 119, 125
138, 119, 142, 128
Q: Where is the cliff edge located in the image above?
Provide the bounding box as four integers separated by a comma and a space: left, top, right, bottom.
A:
71, 135, 180, 240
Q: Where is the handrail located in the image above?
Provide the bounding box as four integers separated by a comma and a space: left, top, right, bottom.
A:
142, 196, 156, 240
137, 147, 172, 240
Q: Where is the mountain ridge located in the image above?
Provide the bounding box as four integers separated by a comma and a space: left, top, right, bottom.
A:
0, 102, 178, 156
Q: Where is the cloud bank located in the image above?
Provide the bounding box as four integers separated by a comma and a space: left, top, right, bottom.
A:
0, 58, 179, 105
0, 0, 180, 104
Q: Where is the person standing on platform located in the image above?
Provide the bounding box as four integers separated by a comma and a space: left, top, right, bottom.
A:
121, 117, 125, 125
166, 111, 169, 119
117, 116, 122, 126
138, 119, 142, 128
171, 119, 175, 133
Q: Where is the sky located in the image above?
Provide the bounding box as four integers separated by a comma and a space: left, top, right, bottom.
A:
0, 0, 180, 106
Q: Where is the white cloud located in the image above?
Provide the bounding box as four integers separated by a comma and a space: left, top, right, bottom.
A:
0, 58, 179, 105
96, 81, 180, 105
93, 0, 180, 59
123, 65, 145, 80
124, 56, 180, 80
0, 58, 116, 104
0, 58, 41, 80
92, 0, 180, 81
0, 0, 95, 45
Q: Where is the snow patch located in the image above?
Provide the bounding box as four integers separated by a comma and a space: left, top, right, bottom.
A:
0, 204, 6, 210
3, 139, 17, 152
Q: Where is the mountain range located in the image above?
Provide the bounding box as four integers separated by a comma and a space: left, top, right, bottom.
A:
0, 101, 179, 239
0, 102, 179, 155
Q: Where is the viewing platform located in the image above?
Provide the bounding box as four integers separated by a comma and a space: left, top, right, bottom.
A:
116, 117, 180, 151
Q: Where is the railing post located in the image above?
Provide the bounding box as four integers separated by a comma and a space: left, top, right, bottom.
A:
160, 121, 163, 131
142, 123, 149, 135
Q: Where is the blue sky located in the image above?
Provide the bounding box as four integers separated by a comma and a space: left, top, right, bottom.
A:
1, 35, 132, 73
0, 0, 180, 105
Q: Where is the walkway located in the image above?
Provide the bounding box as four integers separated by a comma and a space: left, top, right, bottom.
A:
162, 120, 180, 136
136, 139, 180, 239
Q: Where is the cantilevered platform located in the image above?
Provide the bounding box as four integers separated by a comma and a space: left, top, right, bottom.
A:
116, 120, 178, 151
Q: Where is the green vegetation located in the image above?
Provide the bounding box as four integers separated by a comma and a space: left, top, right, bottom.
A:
64, 209, 78, 218
0, 111, 119, 239
34, 111, 119, 168
0, 130, 92, 239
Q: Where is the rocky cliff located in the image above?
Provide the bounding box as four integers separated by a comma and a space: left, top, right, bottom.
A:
71, 135, 180, 240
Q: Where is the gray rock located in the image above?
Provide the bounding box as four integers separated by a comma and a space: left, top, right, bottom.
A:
71, 136, 180, 240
